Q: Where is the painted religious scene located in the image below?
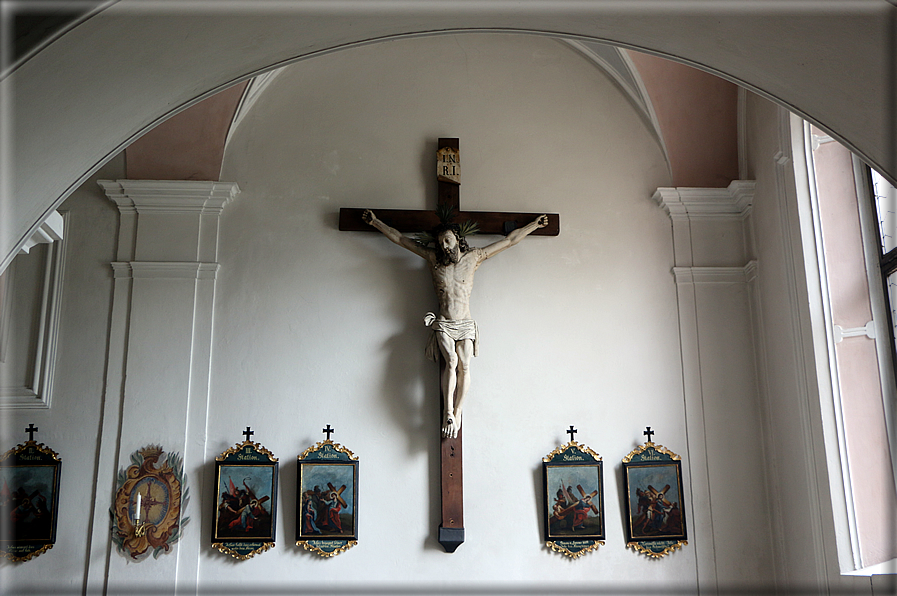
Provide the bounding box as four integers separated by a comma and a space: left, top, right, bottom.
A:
298, 462, 357, 540
0, 465, 57, 544
215, 465, 275, 541
625, 462, 686, 540
545, 463, 603, 539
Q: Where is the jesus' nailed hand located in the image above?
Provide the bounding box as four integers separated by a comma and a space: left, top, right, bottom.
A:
362, 209, 549, 439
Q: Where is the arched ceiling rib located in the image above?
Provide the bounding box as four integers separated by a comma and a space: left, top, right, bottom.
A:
189, 40, 737, 190
2, 1, 894, 271
115, 33, 744, 195
218, 40, 672, 176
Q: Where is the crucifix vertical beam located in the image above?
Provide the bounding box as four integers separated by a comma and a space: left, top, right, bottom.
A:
436, 138, 464, 553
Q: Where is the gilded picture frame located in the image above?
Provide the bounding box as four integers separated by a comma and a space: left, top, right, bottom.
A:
542, 441, 605, 558
622, 441, 688, 558
297, 440, 358, 557
212, 440, 279, 560
0, 440, 61, 562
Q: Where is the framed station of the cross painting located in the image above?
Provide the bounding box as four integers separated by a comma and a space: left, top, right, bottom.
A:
296, 439, 358, 557
622, 435, 688, 558
211, 436, 279, 560
542, 440, 605, 558
0, 438, 62, 561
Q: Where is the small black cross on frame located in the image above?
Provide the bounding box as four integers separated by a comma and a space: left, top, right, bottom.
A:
25, 423, 38, 442
242, 427, 254, 442
643, 426, 655, 443
566, 425, 577, 442
322, 424, 335, 441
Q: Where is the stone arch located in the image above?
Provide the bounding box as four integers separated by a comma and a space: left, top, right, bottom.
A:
3, 2, 893, 269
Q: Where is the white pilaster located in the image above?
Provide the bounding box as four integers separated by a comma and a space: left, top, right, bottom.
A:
86, 180, 237, 594
655, 181, 778, 589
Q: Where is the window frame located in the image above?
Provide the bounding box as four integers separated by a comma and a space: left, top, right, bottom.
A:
856, 161, 897, 492
795, 115, 897, 574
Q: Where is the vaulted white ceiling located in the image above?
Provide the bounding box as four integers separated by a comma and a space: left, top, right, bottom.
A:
2, 1, 894, 271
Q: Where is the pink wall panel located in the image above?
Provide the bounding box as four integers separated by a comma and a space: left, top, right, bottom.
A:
627, 51, 739, 188
125, 82, 248, 181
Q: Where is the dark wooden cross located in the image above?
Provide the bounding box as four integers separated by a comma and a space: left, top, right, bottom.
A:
566, 425, 577, 442
322, 424, 335, 441
644, 426, 655, 443
340, 138, 559, 553
242, 426, 254, 442
25, 423, 38, 441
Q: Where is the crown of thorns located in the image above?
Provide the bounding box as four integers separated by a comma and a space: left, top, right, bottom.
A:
413, 204, 479, 246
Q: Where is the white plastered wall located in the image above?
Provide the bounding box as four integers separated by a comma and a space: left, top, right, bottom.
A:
205, 33, 693, 589
0, 155, 123, 594
2, 33, 868, 594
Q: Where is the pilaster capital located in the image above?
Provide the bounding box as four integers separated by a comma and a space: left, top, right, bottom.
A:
673, 260, 759, 285
111, 261, 220, 280
653, 180, 755, 221
18, 210, 64, 255
98, 179, 239, 263
98, 180, 240, 215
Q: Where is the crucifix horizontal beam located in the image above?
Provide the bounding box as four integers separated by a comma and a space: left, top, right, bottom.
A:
339, 208, 559, 236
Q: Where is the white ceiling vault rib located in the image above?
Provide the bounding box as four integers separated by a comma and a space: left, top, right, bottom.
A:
224, 70, 284, 156
224, 39, 671, 173
564, 39, 671, 174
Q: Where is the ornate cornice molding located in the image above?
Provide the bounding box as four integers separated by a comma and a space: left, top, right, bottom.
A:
653, 180, 755, 220
18, 211, 64, 255
673, 260, 758, 285
111, 261, 220, 280
98, 180, 240, 215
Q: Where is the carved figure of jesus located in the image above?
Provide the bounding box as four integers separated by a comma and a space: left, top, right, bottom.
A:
362, 209, 548, 438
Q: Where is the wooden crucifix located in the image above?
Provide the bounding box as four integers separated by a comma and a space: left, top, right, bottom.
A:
340, 138, 559, 552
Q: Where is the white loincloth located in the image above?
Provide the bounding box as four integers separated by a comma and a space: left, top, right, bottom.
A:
423, 312, 479, 362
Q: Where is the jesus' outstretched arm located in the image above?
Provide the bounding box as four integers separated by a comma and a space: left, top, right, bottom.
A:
362, 209, 432, 260
480, 214, 549, 260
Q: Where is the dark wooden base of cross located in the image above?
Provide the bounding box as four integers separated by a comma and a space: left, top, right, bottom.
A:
438, 433, 464, 551
339, 138, 559, 553
438, 353, 464, 552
